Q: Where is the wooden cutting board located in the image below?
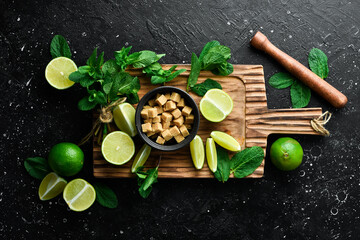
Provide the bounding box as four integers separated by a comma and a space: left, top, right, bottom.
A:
93, 65, 323, 178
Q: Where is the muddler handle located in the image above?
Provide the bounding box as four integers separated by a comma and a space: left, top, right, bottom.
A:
250, 31, 347, 108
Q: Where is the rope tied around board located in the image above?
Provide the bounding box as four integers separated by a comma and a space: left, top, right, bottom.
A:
310, 111, 332, 136
78, 97, 127, 146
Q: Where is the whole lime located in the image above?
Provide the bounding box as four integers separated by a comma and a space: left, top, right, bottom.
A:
270, 137, 303, 171
48, 142, 84, 177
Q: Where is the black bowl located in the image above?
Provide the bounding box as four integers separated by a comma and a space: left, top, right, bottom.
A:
135, 86, 200, 151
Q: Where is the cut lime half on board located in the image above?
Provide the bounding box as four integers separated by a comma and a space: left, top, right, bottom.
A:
63, 179, 96, 212
45, 57, 77, 89
199, 89, 233, 122
101, 131, 135, 165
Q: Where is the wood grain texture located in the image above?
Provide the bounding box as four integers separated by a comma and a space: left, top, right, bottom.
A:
93, 65, 323, 178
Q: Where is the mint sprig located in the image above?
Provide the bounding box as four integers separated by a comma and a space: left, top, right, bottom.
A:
268, 48, 329, 108
136, 166, 158, 198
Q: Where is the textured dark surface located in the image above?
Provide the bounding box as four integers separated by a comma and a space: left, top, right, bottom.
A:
1, 0, 359, 239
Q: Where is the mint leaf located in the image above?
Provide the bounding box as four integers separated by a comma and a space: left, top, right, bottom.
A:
136, 167, 158, 198
88, 90, 107, 105
191, 78, 222, 96
166, 69, 186, 82
150, 76, 167, 85
69, 71, 90, 83
230, 146, 264, 178
201, 45, 231, 70
198, 40, 220, 63
187, 53, 201, 91
50, 35, 72, 59
93, 182, 118, 208
290, 80, 311, 108
24, 157, 51, 180
114, 46, 132, 70
78, 96, 97, 111
127, 50, 164, 68
125, 92, 139, 104
308, 48, 329, 79
211, 62, 233, 76
213, 147, 231, 183
269, 72, 295, 89
87, 48, 98, 67
102, 59, 121, 75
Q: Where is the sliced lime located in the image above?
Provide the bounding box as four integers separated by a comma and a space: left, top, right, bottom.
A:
101, 131, 135, 165
210, 131, 241, 152
38, 172, 67, 201
63, 179, 96, 212
206, 138, 217, 172
190, 135, 205, 170
113, 103, 137, 137
199, 89, 233, 122
131, 144, 152, 173
45, 57, 77, 89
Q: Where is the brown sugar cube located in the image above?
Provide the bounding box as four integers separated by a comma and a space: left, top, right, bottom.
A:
148, 108, 158, 118
148, 99, 155, 107
154, 105, 163, 114
152, 122, 163, 133
161, 129, 173, 141
143, 105, 151, 109
153, 115, 161, 123
174, 134, 185, 143
165, 93, 171, 100
173, 116, 184, 127
156, 136, 165, 145
185, 124, 192, 129
179, 125, 190, 137
155, 94, 167, 106
170, 92, 181, 103
141, 123, 152, 133
169, 126, 181, 136
156, 93, 161, 99
182, 106, 193, 117
177, 98, 185, 108
147, 130, 156, 137
165, 101, 176, 111
162, 121, 171, 129
161, 112, 173, 122
144, 118, 152, 124
185, 114, 194, 124
141, 109, 149, 120
171, 108, 182, 119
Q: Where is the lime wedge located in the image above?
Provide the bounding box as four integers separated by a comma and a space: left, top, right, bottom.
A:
206, 138, 217, 172
199, 89, 233, 122
63, 179, 96, 212
210, 131, 241, 152
45, 57, 77, 89
113, 103, 137, 137
131, 144, 152, 173
38, 172, 67, 201
190, 135, 205, 169
101, 131, 135, 165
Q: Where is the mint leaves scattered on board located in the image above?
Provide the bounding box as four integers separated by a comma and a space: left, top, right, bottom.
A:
269, 48, 329, 108
136, 166, 159, 198
214, 146, 264, 182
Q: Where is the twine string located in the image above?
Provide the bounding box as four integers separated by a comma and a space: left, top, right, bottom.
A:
310, 111, 332, 136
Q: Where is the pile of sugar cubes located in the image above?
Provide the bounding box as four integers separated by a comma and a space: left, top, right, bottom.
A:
141, 92, 194, 145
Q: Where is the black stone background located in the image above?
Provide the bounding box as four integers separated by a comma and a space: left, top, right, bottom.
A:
1, 0, 359, 239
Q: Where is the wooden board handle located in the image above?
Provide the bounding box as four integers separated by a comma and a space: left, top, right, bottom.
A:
250, 31, 348, 108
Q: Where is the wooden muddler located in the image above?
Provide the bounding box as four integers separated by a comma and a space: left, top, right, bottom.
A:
250, 31, 347, 108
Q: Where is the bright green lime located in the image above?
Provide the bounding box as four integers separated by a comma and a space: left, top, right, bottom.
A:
206, 138, 217, 172
63, 179, 96, 212
270, 137, 303, 171
113, 102, 137, 137
38, 172, 67, 201
48, 142, 84, 177
210, 131, 241, 152
131, 144, 152, 173
190, 135, 205, 170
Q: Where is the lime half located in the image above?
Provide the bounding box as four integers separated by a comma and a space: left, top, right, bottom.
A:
199, 89, 233, 122
113, 103, 137, 137
210, 131, 241, 152
190, 135, 205, 170
63, 179, 96, 212
101, 131, 135, 165
206, 138, 217, 172
38, 172, 67, 201
45, 57, 77, 89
